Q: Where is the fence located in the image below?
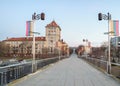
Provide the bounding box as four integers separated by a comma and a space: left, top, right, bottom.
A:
0, 56, 67, 86
78, 55, 120, 79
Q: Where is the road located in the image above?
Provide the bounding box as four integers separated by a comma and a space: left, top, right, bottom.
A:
9, 54, 120, 86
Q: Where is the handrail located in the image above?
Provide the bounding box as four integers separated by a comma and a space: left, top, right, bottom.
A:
0, 57, 60, 69
81, 56, 120, 66
0, 56, 67, 86
111, 62, 120, 66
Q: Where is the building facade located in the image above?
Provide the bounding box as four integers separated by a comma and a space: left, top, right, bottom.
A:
3, 20, 69, 57
111, 36, 120, 48
3, 37, 46, 57
45, 20, 61, 53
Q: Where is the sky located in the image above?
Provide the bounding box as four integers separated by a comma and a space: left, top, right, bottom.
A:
0, 0, 120, 47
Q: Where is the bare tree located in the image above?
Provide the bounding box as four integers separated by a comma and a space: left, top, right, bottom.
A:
0, 41, 10, 56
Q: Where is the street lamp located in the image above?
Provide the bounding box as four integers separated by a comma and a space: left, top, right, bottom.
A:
83, 39, 88, 59
58, 47, 61, 60
98, 12, 111, 74
67, 46, 69, 57
32, 12, 45, 72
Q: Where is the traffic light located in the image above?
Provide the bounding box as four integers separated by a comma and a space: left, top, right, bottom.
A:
41, 13, 45, 20
83, 39, 85, 42
32, 12, 36, 20
98, 13, 102, 21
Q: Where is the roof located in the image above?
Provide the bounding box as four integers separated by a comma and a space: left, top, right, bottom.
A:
4, 37, 46, 42
46, 20, 61, 30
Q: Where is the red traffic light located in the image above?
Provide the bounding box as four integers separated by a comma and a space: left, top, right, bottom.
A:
41, 13, 45, 20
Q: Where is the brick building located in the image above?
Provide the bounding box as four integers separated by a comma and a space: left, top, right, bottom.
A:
3, 20, 69, 57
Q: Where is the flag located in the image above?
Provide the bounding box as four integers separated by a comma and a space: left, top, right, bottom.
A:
26, 21, 34, 36
109, 20, 119, 36
114, 20, 119, 36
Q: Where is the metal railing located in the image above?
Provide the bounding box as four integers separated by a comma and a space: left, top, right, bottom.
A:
0, 56, 67, 86
78, 55, 120, 78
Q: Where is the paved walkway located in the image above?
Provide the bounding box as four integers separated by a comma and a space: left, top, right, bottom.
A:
10, 54, 120, 86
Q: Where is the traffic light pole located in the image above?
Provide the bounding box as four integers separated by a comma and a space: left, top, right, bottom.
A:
31, 12, 45, 73
32, 27, 36, 72
98, 12, 111, 74
107, 13, 111, 74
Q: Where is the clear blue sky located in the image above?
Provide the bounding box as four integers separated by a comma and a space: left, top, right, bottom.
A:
0, 0, 120, 47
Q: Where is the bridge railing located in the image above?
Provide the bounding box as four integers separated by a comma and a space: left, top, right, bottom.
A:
78, 55, 120, 79
0, 55, 68, 86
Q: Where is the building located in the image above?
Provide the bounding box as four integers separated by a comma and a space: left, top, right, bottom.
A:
56, 40, 69, 56
45, 20, 61, 53
3, 37, 46, 57
3, 20, 69, 57
111, 36, 120, 48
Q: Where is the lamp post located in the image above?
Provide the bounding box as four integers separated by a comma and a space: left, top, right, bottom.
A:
58, 47, 61, 60
83, 39, 88, 59
31, 12, 45, 72
98, 12, 111, 74
67, 46, 69, 57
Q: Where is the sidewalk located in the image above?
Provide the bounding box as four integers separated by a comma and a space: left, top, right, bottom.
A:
10, 54, 120, 86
